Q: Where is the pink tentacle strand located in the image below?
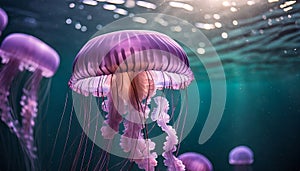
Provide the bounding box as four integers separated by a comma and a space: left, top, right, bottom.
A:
20, 89, 38, 158
0, 88, 21, 138
0, 59, 21, 138
20, 69, 43, 159
151, 96, 185, 171
120, 105, 157, 171
100, 92, 123, 139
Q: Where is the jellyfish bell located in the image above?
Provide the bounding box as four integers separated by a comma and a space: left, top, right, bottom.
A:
69, 30, 194, 170
0, 33, 59, 76
178, 152, 213, 171
0, 8, 8, 35
229, 146, 254, 171
69, 30, 192, 96
0, 33, 59, 170
229, 146, 254, 165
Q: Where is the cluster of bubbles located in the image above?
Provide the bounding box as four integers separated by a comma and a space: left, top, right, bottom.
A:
65, 0, 299, 42
61, 0, 300, 82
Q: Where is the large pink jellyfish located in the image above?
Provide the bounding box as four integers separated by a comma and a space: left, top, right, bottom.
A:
69, 30, 194, 170
0, 33, 59, 169
178, 152, 213, 171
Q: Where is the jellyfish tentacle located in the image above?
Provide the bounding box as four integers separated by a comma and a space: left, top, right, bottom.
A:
20, 89, 38, 158
151, 96, 185, 171
19, 70, 43, 159
120, 106, 157, 171
100, 92, 123, 139
0, 60, 21, 138
118, 71, 157, 171
0, 88, 21, 137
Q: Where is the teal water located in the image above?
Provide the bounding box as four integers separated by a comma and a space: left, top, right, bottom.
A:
0, 0, 300, 170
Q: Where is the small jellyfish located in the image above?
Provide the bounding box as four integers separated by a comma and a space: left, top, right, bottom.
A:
178, 152, 213, 171
69, 30, 194, 170
0, 33, 59, 170
0, 8, 8, 35
229, 145, 254, 171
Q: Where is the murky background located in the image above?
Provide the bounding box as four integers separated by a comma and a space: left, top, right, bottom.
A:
0, 0, 300, 170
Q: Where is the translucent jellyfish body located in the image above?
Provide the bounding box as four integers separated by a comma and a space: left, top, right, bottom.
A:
69, 30, 194, 170
229, 145, 254, 171
178, 152, 213, 171
0, 33, 59, 170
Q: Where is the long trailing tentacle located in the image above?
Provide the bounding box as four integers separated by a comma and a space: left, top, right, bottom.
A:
20, 69, 43, 159
0, 87, 21, 137
0, 60, 21, 138
151, 96, 185, 171
120, 104, 157, 171
100, 92, 123, 139
119, 71, 157, 171
101, 91, 158, 171
0, 59, 40, 170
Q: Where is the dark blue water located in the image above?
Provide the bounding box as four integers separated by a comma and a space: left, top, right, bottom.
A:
0, 0, 300, 170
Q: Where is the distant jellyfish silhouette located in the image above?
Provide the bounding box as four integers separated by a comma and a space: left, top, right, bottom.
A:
178, 152, 213, 171
0, 33, 59, 169
0, 8, 8, 35
69, 30, 194, 170
229, 146, 254, 171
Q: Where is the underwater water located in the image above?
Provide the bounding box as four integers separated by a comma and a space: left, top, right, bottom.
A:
0, 0, 300, 170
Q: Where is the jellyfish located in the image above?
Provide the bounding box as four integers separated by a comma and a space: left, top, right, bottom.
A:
229, 145, 254, 171
69, 30, 194, 170
0, 8, 8, 35
0, 33, 59, 169
178, 152, 213, 171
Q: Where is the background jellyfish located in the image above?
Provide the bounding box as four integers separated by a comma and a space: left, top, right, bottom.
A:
69, 30, 194, 170
0, 8, 8, 35
0, 33, 60, 170
229, 145, 254, 171
178, 152, 213, 171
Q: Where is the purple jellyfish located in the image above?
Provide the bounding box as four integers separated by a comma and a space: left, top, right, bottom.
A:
229, 146, 254, 171
69, 30, 194, 170
0, 8, 8, 35
178, 152, 213, 171
0, 33, 59, 168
